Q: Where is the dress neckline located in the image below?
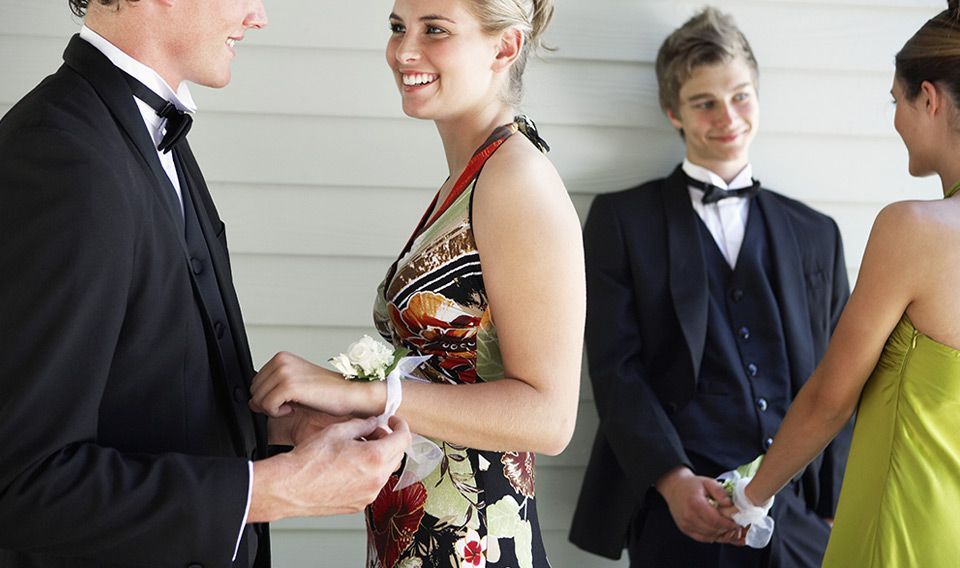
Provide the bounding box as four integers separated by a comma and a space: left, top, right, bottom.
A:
423, 122, 519, 231
381, 120, 521, 297
382, 116, 551, 298
408, 115, 549, 243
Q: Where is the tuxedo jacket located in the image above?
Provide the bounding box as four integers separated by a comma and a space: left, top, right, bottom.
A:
569, 167, 852, 560
0, 36, 270, 567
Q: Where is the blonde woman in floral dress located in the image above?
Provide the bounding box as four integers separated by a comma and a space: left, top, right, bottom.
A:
249, 0, 584, 567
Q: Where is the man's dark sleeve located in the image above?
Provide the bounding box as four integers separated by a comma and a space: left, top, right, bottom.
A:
0, 125, 249, 567
584, 195, 690, 494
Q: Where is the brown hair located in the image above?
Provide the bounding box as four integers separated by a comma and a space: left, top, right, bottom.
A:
467, 0, 556, 108
68, 0, 137, 18
895, 1, 960, 106
655, 7, 758, 115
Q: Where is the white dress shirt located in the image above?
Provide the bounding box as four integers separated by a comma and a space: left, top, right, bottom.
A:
683, 159, 755, 269
79, 27, 252, 560
79, 26, 196, 214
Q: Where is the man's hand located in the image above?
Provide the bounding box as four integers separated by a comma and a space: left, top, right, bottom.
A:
249, 416, 411, 522
267, 404, 350, 447
655, 466, 743, 544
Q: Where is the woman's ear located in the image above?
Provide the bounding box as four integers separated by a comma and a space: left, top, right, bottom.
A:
920, 80, 943, 117
493, 27, 524, 72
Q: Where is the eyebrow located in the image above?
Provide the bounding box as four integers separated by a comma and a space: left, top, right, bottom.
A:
388, 12, 457, 24
686, 82, 753, 102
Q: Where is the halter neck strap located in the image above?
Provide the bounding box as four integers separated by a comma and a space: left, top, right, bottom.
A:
946, 180, 960, 199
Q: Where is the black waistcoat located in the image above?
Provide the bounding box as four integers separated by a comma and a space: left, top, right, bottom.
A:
672, 200, 791, 477
175, 152, 261, 567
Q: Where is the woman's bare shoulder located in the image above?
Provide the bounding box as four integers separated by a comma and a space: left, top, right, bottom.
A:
876, 198, 960, 241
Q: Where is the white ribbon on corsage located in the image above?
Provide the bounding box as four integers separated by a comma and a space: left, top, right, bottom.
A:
375, 355, 443, 491
716, 469, 775, 548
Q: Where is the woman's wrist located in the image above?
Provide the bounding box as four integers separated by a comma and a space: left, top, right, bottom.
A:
743, 483, 765, 508
354, 380, 388, 417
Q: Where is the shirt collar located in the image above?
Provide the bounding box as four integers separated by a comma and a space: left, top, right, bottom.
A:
79, 25, 197, 114
682, 158, 753, 191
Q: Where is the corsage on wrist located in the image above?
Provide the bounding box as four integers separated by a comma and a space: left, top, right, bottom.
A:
716, 456, 775, 549
330, 335, 441, 490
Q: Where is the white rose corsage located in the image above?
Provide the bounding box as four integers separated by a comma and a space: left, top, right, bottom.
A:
716, 455, 775, 549
329, 334, 409, 381
330, 335, 442, 491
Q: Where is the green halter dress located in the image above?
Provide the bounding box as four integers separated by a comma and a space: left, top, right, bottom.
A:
822, 182, 960, 567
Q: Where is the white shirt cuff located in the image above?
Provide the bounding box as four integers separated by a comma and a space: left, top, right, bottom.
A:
232, 460, 254, 562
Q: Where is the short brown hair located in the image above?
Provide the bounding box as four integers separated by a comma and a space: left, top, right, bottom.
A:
896, 2, 960, 106
68, 0, 138, 18
655, 7, 758, 115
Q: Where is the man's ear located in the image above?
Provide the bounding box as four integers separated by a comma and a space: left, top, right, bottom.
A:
666, 107, 684, 131
493, 27, 524, 72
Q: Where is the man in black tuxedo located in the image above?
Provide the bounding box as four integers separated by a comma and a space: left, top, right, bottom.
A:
0, 1, 410, 566
569, 7, 853, 567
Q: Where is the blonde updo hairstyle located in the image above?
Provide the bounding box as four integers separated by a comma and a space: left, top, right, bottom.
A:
466, 0, 556, 108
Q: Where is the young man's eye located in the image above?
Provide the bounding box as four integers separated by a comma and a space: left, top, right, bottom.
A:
695, 101, 715, 110
733, 93, 750, 102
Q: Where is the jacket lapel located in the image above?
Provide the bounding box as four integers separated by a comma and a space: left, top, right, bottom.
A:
756, 191, 816, 386
663, 166, 709, 381
61, 35, 186, 249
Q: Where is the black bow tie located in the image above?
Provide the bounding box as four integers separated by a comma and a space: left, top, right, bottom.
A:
683, 172, 761, 204
121, 71, 193, 154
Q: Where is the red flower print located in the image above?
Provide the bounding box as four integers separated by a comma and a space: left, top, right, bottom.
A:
454, 528, 487, 568
462, 541, 483, 565
368, 476, 427, 568
501, 452, 536, 498
439, 356, 478, 384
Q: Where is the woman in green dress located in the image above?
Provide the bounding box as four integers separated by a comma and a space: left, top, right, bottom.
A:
737, 2, 960, 565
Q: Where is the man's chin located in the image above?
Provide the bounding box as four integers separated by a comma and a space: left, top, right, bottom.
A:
710, 144, 751, 163
193, 71, 232, 89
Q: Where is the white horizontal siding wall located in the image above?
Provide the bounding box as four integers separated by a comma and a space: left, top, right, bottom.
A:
1, 0, 944, 566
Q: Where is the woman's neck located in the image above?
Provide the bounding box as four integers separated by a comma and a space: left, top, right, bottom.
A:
435, 104, 516, 181
933, 132, 960, 196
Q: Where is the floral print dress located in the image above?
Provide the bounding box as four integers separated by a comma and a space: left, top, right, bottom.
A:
368, 119, 550, 568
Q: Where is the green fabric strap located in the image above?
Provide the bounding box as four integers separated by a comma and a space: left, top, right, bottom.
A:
946, 180, 960, 199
